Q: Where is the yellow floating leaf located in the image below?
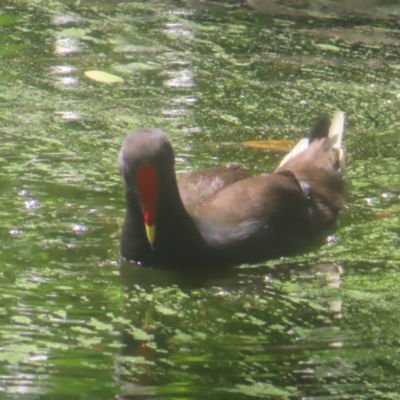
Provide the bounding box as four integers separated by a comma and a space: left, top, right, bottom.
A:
241, 140, 295, 152
84, 70, 124, 83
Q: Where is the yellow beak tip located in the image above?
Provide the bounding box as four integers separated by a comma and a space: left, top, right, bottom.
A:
145, 224, 155, 246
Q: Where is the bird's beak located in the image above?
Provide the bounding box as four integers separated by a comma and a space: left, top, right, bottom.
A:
136, 165, 158, 246
145, 224, 156, 246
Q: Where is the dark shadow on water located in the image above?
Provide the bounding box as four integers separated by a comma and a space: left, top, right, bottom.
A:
119, 256, 346, 290
116, 258, 354, 399
119, 258, 246, 290
116, 258, 397, 399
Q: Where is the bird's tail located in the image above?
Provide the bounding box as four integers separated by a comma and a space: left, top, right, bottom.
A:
276, 111, 346, 231
278, 111, 345, 173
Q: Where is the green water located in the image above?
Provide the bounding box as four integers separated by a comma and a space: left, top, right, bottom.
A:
1, 0, 400, 398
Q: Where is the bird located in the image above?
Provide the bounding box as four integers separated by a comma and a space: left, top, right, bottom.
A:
118, 111, 345, 268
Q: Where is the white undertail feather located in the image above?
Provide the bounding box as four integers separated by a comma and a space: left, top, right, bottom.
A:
328, 111, 345, 174
278, 138, 309, 168
328, 111, 344, 150
278, 111, 345, 172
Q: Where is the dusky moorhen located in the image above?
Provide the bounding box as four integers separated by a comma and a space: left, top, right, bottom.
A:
119, 111, 345, 268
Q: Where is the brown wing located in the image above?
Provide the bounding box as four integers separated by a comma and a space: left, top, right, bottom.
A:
178, 163, 250, 210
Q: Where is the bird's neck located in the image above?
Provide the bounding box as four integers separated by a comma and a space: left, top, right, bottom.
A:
124, 173, 191, 234
157, 176, 191, 224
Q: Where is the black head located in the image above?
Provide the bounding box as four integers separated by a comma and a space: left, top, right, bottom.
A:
118, 128, 176, 185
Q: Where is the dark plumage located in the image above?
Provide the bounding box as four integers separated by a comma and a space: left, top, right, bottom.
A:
119, 111, 345, 268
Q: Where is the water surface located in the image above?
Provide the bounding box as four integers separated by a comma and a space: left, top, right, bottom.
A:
1, 0, 400, 398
